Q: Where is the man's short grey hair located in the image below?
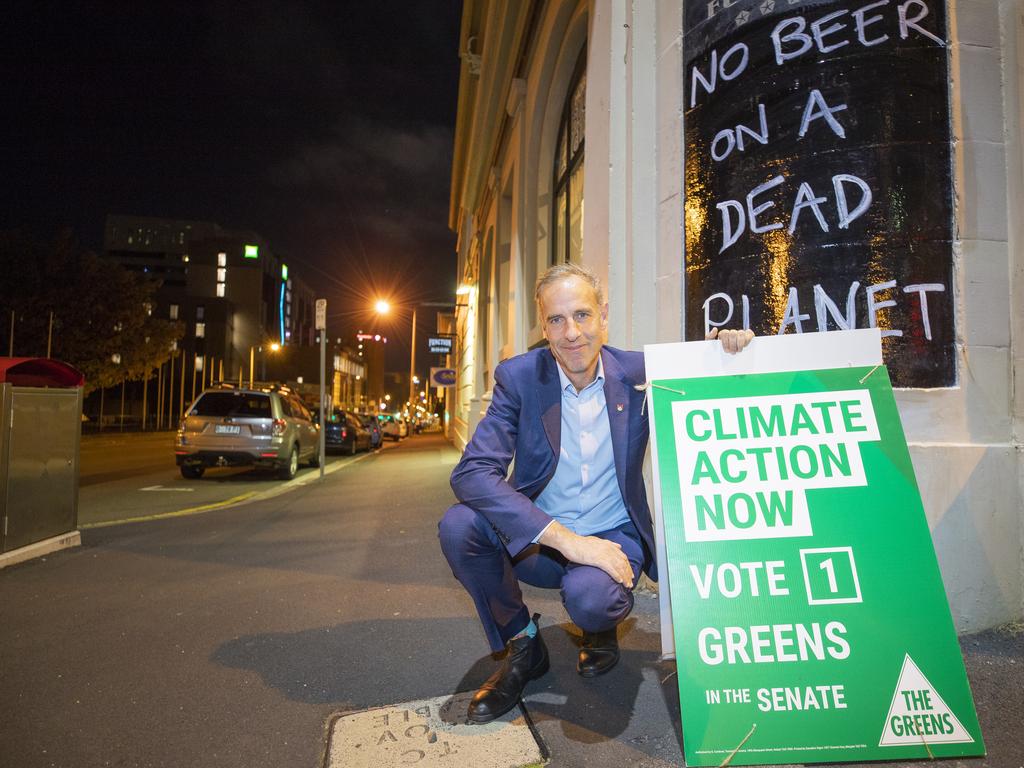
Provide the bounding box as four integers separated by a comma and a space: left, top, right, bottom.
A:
534, 262, 605, 307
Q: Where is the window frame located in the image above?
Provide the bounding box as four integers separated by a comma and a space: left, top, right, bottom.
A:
551, 47, 587, 265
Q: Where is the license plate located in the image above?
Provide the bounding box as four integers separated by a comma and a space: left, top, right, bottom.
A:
215, 425, 241, 434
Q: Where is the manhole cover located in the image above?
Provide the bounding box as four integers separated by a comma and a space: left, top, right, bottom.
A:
325, 692, 546, 767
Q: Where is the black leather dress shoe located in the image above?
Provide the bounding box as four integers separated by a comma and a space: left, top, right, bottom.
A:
577, 627, 619, 677
468, 614, 549, 724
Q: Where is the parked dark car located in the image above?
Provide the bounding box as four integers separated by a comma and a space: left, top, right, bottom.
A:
360, 414, 383, 449
324, 409, 372, 455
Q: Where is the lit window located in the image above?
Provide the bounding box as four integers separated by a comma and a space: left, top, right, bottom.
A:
195, 355, 204, 372
171, 340, 178, 351
216, 283, 225, 297
196, 322, 205, 338
552, 48, 586, 264
217, 268, 226, 283
169, 304, 179, 320
217, 252, 227, 267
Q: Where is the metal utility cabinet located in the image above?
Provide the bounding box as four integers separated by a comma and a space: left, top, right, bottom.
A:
0, 358, 84, 565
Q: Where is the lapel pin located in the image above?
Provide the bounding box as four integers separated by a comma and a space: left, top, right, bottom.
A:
615, 403, 624, 412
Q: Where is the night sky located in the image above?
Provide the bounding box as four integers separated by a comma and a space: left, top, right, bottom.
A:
2, 1, 462, 367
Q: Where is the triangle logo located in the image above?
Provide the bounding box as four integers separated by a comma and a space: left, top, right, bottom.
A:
879, 654, 974, 746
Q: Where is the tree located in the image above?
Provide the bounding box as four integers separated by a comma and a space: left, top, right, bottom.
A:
0, 229, 183, 393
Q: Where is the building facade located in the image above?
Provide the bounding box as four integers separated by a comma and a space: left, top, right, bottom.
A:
449, 0, 1023, 632
104, 215, 317, 409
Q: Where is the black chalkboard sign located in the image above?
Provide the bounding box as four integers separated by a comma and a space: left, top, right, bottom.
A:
683, 0, 954, 387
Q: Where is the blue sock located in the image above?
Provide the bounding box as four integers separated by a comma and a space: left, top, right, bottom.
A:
513, 618, 537, 639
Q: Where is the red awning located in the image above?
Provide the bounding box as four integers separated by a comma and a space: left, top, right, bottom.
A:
0, 358, 85, 387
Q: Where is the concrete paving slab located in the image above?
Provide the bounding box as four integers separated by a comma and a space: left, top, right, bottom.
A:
324, 692, 547, 768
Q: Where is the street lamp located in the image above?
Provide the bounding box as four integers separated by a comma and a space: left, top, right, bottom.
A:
373, 300, 454, 413
373, 300, 419, 409
248, 341, 281, 387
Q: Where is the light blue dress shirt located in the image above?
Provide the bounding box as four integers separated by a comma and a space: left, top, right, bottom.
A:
534, 359, 631, 539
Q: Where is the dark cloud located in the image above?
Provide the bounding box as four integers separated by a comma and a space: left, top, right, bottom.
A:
0, 0, 462, 355
269, 120, 452, 191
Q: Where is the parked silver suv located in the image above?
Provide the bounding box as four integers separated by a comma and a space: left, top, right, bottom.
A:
175, 385, 320, 480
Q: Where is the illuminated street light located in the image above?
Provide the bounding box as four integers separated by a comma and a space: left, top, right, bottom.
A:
374, 298, 419, 411
249, 341, 281, 387
374, 298, 455, 413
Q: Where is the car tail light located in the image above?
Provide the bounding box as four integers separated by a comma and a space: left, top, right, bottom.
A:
341, 428, 348, 439
272, 418, 287, 436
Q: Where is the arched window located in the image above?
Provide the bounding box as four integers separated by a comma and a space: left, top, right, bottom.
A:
552, 49, 586, 264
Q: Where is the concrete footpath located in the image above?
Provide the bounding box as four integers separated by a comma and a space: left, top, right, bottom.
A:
0, 433, 1020, 767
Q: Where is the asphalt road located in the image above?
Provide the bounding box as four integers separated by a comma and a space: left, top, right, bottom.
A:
2, 432, 1020, 768
78, 430, 380, 527
4, 432, 467, 768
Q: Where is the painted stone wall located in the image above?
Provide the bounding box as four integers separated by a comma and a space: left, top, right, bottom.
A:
683, 0, 955, 387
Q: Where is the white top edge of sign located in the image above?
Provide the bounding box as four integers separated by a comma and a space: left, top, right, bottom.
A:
644, 328, 883, 380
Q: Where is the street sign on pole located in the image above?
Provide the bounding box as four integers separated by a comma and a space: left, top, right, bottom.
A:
315, 298, 327, 331
317, 298, 326, 479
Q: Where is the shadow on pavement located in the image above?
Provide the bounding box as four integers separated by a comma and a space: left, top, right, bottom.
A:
212, 613, 685, 765
211, 616, 493, 707
509, 619, 684, 757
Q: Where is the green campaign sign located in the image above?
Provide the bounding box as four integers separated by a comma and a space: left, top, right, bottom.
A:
649, 364, 984, 765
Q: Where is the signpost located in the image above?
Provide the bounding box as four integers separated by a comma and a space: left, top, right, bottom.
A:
645, 330, 983, 765
429, 367, 456, 388
315, 298, 326, 480
428, 336, 453, 355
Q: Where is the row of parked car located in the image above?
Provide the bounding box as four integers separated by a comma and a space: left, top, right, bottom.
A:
174, 384, 411, 480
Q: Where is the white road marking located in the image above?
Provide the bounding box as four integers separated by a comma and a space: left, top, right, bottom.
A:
139, 485, 194, 492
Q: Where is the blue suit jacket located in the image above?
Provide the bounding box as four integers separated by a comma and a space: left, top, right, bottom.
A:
450, 345, 657, 580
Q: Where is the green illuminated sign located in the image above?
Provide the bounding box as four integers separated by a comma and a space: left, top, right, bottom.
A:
244, 244, 259, 259
650, 366, 984, 765
281, 263, 289, 280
